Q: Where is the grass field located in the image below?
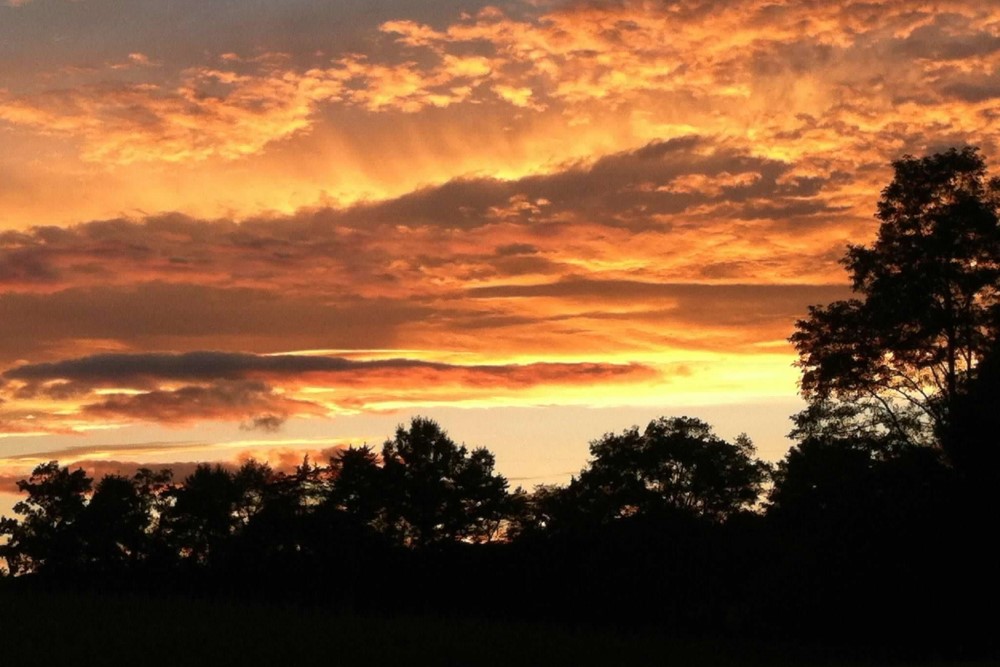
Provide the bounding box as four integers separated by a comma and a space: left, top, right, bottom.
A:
0, 588, 993, 667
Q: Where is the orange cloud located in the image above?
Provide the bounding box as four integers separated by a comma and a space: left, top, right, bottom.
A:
0, 138, 852, 295
0, 351, 661, 434
4, 1, 996, 171
3, 0, 999, 235
2, 0, 1000, 454
0, 134, 861, 432
0, 60, 351, 163
79, 381, 323, 429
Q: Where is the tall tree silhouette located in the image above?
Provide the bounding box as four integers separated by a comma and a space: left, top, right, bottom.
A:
164, 464, 237, 565
327, 445, 384, 529
0, 462, 92, 575
76, 473, 154, 571
380, 417, 510, 546
791, 147, 1000, 446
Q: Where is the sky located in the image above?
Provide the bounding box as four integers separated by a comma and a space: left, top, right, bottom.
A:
2, 0, 1000, 501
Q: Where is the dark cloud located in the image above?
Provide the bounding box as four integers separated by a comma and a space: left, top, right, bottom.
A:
629, 135, 702, 159
0, 349, 660, 434
939, 80, 1000, 103
890, 21, 1000, 62
0, 283, 430, 363
242, 414, 285, 432
4, 350, 656, 390
4, 351, 449, 384
79, 380, 317, 426
732, 199, 849, 221
0, 137, 842, 299
0, 0, 490, 75
0, 346, 661, 433
468, 277, 845, 301
0, 246, 61, 283
489, 254, 563, 277
469, 278, 852, 327
751, 41, 835, 77
494, 243, 539, 256
297, 135, 841, 235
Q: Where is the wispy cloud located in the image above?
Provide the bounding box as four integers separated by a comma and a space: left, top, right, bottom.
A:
0, 351, 659, 434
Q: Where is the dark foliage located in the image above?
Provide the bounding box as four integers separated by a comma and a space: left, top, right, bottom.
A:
0, 462, 91, 575
520, 417, 770, 535
791, 146, 1000, 446
379, 417, 511, 546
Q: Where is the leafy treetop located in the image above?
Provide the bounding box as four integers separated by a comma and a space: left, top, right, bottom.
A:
791, 146, 1000, 446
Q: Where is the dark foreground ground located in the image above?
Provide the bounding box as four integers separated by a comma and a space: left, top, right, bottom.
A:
1, 588, 994, 667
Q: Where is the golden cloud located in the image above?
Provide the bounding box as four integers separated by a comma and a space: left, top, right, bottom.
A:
2, 0, 999, 445
2, 0, 998, 171
0, 351, 661, 434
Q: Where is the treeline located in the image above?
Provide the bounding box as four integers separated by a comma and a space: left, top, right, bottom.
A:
3, 146, 1000, 657
0, 415, 767, 577
0, 411, 996, 654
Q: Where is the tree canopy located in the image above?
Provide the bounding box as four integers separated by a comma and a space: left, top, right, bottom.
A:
0, 462, 91, 575
540, 416, 770, 528
380, 417, 511, 546
791, 146, 1000, 446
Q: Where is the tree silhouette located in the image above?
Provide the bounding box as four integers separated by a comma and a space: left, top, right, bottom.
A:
164, 464, 237, 565
232, 460, 276, 529
0, 462, 92, 575
76, 473, 154, 571
791, 147, 1000, 446
326, 445, 384, 529
452, 446, 511, 542
554, 417, 770, 526
380, 417, 511, 546
230, 468, 317, 575
939, 340, 1000, 488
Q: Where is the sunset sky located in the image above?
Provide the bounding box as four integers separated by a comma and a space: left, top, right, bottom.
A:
2, 0, 1000, 499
